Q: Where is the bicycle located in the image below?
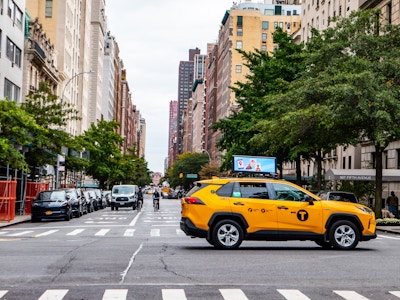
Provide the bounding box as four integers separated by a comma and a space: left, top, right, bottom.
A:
153, 198, 159, 212
136, 199, 143, 212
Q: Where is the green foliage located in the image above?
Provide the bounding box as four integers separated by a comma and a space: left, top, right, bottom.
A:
0, 99, 40, 171
21, 82, 76, 170
168, 152, 209, 189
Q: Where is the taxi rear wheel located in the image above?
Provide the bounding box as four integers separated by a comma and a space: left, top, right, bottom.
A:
212, 219, 244, 250
329, 220, 359, 250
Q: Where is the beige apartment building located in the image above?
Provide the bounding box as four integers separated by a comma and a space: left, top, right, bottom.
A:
214, 1, 301, 161
26, 0, 92, 136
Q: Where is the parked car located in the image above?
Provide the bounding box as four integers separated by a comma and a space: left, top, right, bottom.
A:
102, 191, 111, 207
91, 189, 106, 209
76, 188, 89, 214
60, 188, 84, 217
31, 190, 73, 222
317, 191, 358, 203
110, 184, 139, 210
83, 190, 96, 212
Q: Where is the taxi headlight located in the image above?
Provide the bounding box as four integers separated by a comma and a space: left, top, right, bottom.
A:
356, 206, 373, 214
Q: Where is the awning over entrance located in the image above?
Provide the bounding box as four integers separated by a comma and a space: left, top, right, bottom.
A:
325, 169, 400, 182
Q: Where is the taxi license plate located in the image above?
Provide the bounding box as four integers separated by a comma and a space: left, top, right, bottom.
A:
45, 211, 53, 215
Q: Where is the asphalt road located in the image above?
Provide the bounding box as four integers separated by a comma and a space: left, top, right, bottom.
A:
0, 194, 399, 300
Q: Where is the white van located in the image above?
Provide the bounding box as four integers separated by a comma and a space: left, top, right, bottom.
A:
111, 185, 139, 210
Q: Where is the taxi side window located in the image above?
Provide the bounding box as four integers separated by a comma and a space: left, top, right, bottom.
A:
271, 182, 307, 202
237, 182, 269, 199
216, 182, 234, 197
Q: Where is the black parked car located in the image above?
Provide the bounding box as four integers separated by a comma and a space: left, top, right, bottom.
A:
83, 190, 96, 212
31, 190, 73, 222
60, 188, 85, 217
92, 189, 106, 209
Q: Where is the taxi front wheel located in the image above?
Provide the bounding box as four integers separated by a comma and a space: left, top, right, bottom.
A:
212, 220, 244, 250
329, 220, 359, 250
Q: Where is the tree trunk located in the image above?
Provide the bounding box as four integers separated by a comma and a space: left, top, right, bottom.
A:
296, 155, 302, 186
375, 145, 383, 218
317, 149, 323, 191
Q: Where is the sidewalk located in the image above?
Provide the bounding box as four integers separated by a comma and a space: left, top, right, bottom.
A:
1, 215, 400, 235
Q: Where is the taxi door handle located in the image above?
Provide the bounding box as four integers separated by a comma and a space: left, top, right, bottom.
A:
233, 202, 245, 206
277, 206, 288, 210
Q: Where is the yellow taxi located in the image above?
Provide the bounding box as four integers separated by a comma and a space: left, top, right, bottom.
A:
180, 177, 376, 250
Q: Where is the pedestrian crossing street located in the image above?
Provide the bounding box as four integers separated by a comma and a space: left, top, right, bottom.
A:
0, 288, 399, 300
0, 226, 186, 239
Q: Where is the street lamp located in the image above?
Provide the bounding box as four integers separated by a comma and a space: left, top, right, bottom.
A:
61, 70, 93, 105
202, 149, 211, 162
55, 70, 93, 189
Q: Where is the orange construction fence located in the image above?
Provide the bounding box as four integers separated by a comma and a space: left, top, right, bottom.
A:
0, 181, 17, 222
25, 182, 49, 214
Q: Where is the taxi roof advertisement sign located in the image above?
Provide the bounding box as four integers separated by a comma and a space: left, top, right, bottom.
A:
232, 155, 276, 174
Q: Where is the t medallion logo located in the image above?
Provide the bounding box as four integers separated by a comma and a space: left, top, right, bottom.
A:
297, 210, 309, 221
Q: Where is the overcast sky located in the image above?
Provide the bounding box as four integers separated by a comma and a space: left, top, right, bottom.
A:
105, 0, 234, 174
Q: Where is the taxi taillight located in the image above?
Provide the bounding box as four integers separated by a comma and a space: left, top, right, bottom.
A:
184, 197, 205, 205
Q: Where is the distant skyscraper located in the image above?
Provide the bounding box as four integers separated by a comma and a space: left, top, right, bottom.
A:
177, 48, 201, 155
168, 100, 178, 168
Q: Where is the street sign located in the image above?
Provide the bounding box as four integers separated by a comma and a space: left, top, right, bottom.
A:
186, 174, 198, 178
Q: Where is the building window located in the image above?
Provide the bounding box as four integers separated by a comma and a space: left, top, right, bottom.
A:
45, 0, 53, 18
235, 65, 242, 73
6, 37, 21, 67
261, 33, 267, 41
236, 40, 243, 49
264, 9, 274, 15
262, 21, 269, 29
348, 156, 352, 169
386, 2, 392, 24
274, 21, 278, 29
4, 78, 20, 101
237, 28, 243, 36
396, 149, 400, 169
237, 16, 243, 26
275, 5, 282, 15
342, 157, 346, 169
6, 0, 22, 29
261, 45, 267, 52
279, 22, 283, 29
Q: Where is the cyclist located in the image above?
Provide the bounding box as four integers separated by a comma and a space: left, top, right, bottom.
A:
153, 188, 160, 211
137, 187, 144, 211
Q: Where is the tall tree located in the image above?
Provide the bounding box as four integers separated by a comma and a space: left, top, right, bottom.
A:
21, 82, 78, 170
0, 99, 40, 172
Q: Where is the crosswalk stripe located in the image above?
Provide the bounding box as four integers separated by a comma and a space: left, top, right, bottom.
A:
67, 229, 85, 236
162, 289, 187, 300
390, 291, 400, 298
278, 289, 311, 300
35, 230, 59, 237
9, 231, 34, 236
95, 229, 110, 236
150, 229, 160, 236
333, 290, 370, 300
38, 289, 68, 300
102, 289, 128, 300
176, 229, 185, 235
220, 289, 249, 300
124, 229, 136, 237
0, 232, 8, 235
0, 290, 8, 298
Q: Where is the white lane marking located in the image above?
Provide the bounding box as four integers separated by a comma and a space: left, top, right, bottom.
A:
129, 211, 141, 226
120, 243, 143, 284
176, 229, 185, 235
124, 229, 136, 237
0, 232, 9, 235
102, 289, 128, 300
67, 229, 85, 236
389, 291, 400, 297
95, 229, 110, 236
333, 290, 370, 300
9, 231, 33, 236
378, 234, 400, 240
220, 289, 249, 300
38, 289, 68, 300
0, 290, 8, 298
162, 289, 187, 300
150, 229, 160, 236
34, 230, 59, 237
278, 289, 311, 300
